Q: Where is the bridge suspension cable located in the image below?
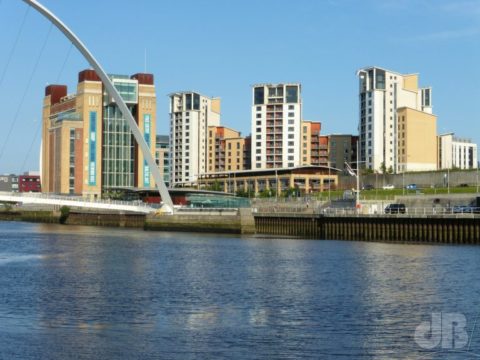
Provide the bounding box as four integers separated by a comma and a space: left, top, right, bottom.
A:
0, 23, 53, 161
18, 42, 74, 173
0, 6, 29, 90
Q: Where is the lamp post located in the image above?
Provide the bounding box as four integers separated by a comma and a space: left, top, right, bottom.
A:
447, 168, 450, 194
328, 161, 331, 201
275, 169, 278, 200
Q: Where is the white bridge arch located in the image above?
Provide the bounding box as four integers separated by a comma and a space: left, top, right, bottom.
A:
21, 0, 173, 211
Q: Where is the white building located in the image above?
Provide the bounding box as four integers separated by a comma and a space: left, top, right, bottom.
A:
251, 83, 302, 169
169, 92, 220, 185
357, 67, 433, 172
438, 133, 478, 170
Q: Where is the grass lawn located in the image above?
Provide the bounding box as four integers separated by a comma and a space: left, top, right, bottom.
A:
310, 186, 480, 201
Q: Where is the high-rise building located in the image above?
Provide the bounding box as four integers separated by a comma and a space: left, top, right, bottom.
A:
207, 126, 248, 172
251, 83, 302, 169
438, 133, 478, 170
357, 67, 434, 173
300, 121, 322, 166
41, 69, 156, 197
169, 92, 220, 186
327, 134, 358, 172
155, 135, 170, 187
397, 107, 437, 172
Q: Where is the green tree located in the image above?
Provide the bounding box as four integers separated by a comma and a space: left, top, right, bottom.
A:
380, 162, 387, 174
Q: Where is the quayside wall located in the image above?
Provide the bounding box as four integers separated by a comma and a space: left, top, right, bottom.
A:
254, 214, 480, 244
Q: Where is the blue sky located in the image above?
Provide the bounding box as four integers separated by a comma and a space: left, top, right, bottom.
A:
0, 0, 479, 173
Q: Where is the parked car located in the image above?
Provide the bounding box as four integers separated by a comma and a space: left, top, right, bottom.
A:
382, 184, 395, 190
362, 184, 374, 190
452, 205, 479, 213
406, 183, 417, 190
385, 203, 406, 214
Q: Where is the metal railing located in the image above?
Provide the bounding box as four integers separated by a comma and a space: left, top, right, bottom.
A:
321, 207, 480, 218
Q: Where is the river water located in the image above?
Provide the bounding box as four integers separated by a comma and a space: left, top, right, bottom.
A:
0, 221, 480, 359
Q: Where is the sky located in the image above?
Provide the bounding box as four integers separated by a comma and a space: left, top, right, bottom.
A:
0, 0, 479, 173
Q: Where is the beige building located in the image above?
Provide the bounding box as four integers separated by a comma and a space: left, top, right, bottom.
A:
397, 107, 437, 172
198, 166, 339, 195
357, 67, 433, 173
169, 92, 220, 186
300, 121, 322, 166
41, 69, 156, 197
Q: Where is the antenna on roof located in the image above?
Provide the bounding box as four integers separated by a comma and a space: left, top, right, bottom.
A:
144, 48, 147, 73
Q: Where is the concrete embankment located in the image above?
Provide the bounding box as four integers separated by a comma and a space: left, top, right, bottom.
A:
0, 208, 256, 235
145, 209, 256, 234
0, 210, 59, 223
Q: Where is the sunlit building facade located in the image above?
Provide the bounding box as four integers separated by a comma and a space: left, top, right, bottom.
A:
357, 67, 434, 173
41, 69, 156, 197
251, 83, 302, 169
169, 92, 220, 186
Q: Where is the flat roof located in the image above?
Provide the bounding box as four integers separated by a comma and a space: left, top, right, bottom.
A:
199, 165, 342, 178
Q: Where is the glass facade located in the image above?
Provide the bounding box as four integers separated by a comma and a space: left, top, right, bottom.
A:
185, 93, 192, 110
143, 114, 151, 187
193, 93, 200, 110
254, 87, 264, 105
375, 69, 386, 90
286, 86, 298, 103
112, 79, 138, 103
102, 105, 135, 188
88, 111, 97, 186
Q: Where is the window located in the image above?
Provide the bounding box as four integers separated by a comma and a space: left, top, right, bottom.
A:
288, 105, 294, 110
256, 106, 261, 111
254, 87, 264, 105
288, 127, 294, 132
256, 127, 261, 132
256, 113, 261, 118
256, 121, 261, 125
256, 142, 261, 146
286, 85, 298, 103
288, 156, 294, 160
288, 134, 294, 139
256, 135, 261, 139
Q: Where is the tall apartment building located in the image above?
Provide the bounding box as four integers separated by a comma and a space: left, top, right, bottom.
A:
357, 67, 435, 173
397, 107, 437, 172
327, 135, 358, 172
207, 126, 249, 172
300, 121, 322, 166
438, 133, 478, 170
155, 135, 170, 187
251, 83, 302, 169
169, 92, 220, 185
41, 69, 156, 197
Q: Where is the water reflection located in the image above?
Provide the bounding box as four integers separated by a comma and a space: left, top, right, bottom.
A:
0, 222, 480, 358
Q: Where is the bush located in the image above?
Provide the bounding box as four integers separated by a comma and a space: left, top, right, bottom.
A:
59, 206, 70, 224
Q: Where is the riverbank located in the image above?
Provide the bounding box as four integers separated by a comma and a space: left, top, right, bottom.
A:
0, 208, 256, 235
3, 207, 480, 244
